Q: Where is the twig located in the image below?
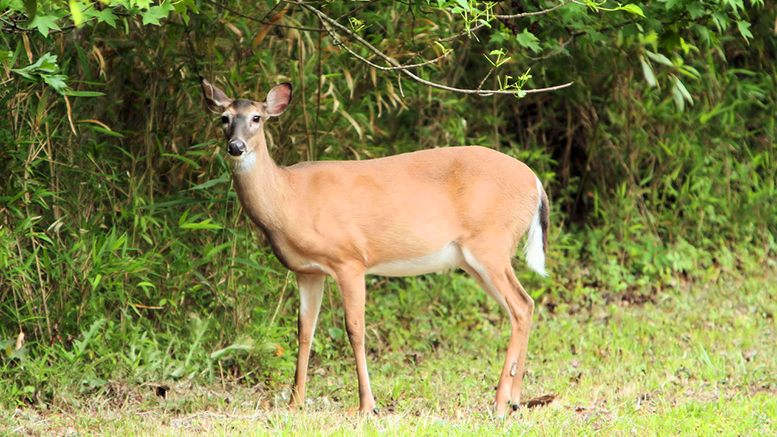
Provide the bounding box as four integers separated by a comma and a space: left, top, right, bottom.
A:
202, 0, 324, 32
526, 36, 576, 61
336, 0, 382, 22
267, 271, 292, 329
477, 67, 496, 91
438, 0, 574, 43
314, 23, 323, 160
208, 0, 229, 26
495, 1, 574, 19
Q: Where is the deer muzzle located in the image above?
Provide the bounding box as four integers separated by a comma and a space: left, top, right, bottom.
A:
228, 139, 246, 157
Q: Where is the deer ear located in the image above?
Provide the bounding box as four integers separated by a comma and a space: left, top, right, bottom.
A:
264, 83, 292, 117
200, 76, 233, 113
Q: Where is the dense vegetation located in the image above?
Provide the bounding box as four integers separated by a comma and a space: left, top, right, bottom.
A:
1, 0, 774, 414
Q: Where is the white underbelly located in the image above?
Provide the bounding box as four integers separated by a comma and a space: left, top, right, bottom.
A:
366, 242, 462, 277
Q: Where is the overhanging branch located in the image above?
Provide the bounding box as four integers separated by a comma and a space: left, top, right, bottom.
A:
292, 0, 573, 96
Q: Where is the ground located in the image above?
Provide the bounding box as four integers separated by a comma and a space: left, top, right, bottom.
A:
3, 271, 775, 436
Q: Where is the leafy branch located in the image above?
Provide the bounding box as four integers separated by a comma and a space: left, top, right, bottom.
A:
438, 0, 577, 43
290, 0, 573, 96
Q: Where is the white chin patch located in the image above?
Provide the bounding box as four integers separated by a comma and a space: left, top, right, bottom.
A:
231, 152, 256, 174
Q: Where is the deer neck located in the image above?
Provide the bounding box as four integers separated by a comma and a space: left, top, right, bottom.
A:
230, 132, 289, 232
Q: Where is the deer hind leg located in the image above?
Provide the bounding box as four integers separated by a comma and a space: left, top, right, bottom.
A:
460, 242, 535, 418
290, 273, 325, 410
505, 268, 534, 413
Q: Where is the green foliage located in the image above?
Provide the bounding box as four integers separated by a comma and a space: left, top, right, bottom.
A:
9, 52, 80, 94
0, 0, 775, 414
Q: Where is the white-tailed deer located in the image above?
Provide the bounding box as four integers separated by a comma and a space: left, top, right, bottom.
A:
200, 77, 549, 417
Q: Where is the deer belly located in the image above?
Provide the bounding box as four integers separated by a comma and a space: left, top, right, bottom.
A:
366, 242, 462, 277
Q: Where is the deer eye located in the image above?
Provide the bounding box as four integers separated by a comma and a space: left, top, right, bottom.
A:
252, 115, 261, 123
221, 115, 229, 124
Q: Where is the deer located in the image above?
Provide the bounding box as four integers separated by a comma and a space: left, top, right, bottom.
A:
199, 76, 549, 418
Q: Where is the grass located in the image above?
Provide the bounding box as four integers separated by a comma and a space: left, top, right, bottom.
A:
3, 269, 775, 436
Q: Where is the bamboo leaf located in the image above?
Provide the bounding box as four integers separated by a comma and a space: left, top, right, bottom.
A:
640, 56, 657, 88
645, 50, 673, 67
671, 81, 685, 112
674, 76, 693, 104
340, 109, 363, 139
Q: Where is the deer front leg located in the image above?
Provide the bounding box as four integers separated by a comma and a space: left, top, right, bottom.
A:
334, 267, 377, 414
289, 273, 325, 410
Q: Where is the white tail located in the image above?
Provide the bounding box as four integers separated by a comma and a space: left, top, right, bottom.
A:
524, 177, 548, 276
200, 77, 550, 418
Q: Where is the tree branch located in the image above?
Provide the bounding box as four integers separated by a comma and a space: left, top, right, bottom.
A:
292, 0, 573, 96
336, 0, 383, 22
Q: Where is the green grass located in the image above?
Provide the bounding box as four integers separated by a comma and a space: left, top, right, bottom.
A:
3, 270, 775, 436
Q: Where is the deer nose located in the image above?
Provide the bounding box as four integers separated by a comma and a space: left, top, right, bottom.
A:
228, 140, 246, 156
